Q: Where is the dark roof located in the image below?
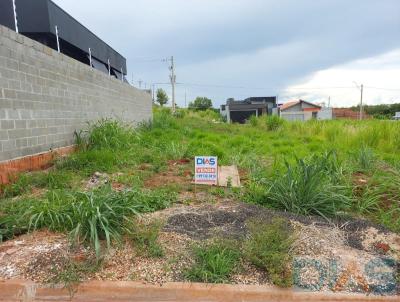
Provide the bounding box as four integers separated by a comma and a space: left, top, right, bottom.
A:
0, 0, 126, 74
227, 96, 277, 106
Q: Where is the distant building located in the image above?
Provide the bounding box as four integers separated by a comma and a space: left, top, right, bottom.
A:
333, 108, 369, 120
394, 112, 400, 120
222, 97, 277, 123
279, 100, 322, 121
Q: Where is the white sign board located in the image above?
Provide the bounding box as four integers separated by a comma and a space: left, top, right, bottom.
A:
195, 156, 218, 185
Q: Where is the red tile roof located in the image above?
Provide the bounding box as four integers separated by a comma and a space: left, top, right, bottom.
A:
280, 101, 300, 111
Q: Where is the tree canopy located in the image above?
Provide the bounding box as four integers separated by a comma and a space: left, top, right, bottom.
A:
188, 97, 213, 110
156, 88, 169, 107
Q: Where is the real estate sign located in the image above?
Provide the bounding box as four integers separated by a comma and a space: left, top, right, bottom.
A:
195, 156, 218, 185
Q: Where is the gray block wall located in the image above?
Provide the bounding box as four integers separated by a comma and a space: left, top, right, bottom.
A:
0, 25, 152, 162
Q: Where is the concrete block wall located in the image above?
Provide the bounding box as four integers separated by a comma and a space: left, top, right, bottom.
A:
0, 25, 152, 162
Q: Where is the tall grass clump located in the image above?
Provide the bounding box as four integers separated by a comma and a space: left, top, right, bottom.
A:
244, 218, 294, 287
85, 119, 137, 150
256, 152, 351, 218
265, 115, 284, 131
0, 186, 176, 256
354, 145, 376, 172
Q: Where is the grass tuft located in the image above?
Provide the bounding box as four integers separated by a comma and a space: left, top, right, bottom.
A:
184, 240, 240, 283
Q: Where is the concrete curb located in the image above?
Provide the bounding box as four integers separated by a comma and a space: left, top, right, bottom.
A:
0, 280, 398, 302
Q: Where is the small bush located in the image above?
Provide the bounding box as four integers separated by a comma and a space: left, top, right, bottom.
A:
127, 219, 164, 257
244, 218, 294, 287
184, 240, 240, 283
265, 115, 284, 131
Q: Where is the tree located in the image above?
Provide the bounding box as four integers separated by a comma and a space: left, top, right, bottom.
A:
156, 88, 169, 107
189, 97, 213, 110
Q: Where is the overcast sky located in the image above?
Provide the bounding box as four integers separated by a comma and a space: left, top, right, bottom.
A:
53, 0, 400, 108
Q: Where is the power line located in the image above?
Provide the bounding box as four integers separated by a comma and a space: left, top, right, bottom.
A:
364, 86, 400, 91
174, 82, 365, 91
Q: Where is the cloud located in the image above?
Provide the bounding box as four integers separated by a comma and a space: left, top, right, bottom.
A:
52, 0, 400, 107
282, 49, 400, 107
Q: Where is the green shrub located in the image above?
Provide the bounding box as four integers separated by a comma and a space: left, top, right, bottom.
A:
127, 219, 164, 257
258, 152, 351, 218
244, 218, 293, 287
265, 115, 284, 131
184, 240, 240, 283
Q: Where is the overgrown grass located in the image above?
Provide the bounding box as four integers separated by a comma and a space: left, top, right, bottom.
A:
244, 218, 294, 287
184, 240, 241, 283
0, 170, 75, 198
0, 186, 176, 256
1, 108, 400, 260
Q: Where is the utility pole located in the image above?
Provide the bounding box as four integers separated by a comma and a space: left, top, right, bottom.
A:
359, 84, 364, 120
152, 84, 156, 103
169, 56, 176, 112
184, 90, 187, 108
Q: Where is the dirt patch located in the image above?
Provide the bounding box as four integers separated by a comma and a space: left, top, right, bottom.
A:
144, 160, 192, 188
0, 230, 92, 282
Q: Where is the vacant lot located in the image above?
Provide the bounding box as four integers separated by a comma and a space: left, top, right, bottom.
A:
0, 109, 399, 294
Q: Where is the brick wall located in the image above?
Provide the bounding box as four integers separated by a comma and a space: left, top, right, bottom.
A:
0, 25, 152, 162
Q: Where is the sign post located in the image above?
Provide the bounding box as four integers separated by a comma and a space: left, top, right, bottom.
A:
194, 156, 218, 186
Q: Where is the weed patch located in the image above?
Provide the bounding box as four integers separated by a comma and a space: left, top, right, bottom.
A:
244, 218, 293, 287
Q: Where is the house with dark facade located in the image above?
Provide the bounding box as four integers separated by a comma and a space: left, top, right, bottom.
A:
221, 97, 277, 123
0, 0, 127, 80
